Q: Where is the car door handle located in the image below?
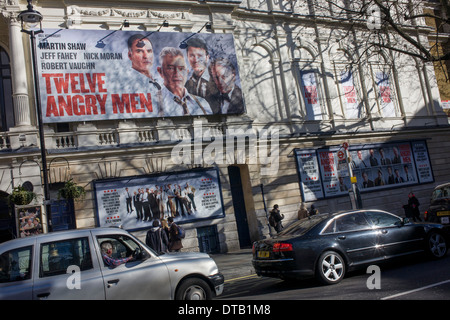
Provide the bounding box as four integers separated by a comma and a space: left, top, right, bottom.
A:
107, 279, 120, 284
36, 292, 50, 299
338, 235, 346, 240
107, 279, 120, 288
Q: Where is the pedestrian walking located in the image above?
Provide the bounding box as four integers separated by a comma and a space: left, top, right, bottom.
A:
309, 204, 319, 216
298, 203, 309, 220
269, 204, 284, 234
145, 219, 169, 254
408, 192, 422, 222
168, 217, 183, 252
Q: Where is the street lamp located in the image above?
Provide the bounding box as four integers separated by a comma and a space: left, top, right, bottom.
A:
18, 0, 52, 231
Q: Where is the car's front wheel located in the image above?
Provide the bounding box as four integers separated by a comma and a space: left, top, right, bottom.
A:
316, 251, 346, 285
175, 278, 212, 300
427, 231, 448, 259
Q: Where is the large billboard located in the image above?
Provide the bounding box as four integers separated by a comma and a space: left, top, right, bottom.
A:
35, 29, 245, 123
93, 168, 225, 231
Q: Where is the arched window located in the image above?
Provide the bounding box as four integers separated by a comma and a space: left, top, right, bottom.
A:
0, 47, 14, 132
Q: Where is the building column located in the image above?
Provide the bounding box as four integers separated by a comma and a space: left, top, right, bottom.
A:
9, 16, 32, 127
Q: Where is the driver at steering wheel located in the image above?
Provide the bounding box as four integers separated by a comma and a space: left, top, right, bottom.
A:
100, 241, 134, 268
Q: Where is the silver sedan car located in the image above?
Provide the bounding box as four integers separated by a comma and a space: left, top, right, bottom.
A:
0, 227, 224, 300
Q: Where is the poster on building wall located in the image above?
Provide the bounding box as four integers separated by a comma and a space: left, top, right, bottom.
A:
294, 149, 324, 201
411, 141, 434, 183
317, 149, 352, 197
294, 140, 433, 201
348, 143, 419, 193
339, 70, 362, 119
16, 205, 44, 238
300, 71, 322, 120
34, 29, 245, 123
93, 168, 225, 231
375, 71, 396, 118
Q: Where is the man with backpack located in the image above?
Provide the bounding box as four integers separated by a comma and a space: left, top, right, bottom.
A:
269, 204, 285, 234
168, 217, 184, 252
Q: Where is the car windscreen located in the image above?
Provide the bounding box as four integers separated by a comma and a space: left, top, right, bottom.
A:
278, 214, 329, 236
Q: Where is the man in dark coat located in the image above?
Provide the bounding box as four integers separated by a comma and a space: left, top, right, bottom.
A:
270, 204, 285, 234
408, 192, 422, 222
145, 219, 169, 254
168, 217, 183, 252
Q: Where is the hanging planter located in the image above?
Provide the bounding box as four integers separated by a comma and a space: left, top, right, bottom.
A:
57, 179, 86, 201
9, 185, 37, 206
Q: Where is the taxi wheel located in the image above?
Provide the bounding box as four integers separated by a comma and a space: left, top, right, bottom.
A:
175, 278, 212, 300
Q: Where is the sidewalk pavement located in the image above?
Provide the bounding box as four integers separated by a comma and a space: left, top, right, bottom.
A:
210, 248, 255, 282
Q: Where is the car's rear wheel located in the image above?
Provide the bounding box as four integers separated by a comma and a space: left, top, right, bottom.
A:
427, 231, 448, 259
175, 278, 212, 300
316, 251, 346, 285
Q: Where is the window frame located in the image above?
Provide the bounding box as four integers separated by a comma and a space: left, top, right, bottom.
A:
0, 46, 14, 132
0, 245, 33, 283
39, 237, 93, 278
364, 210, 403, 228
321, 212, 372, 235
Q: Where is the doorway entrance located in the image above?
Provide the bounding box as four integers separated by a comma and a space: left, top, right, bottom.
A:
227, 165, 252, 248
50, 183, 76, 231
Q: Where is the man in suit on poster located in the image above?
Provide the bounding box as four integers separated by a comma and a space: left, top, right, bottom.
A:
209, 56, 245, 115
133, 190, 143, 220
125, 187, 133, 214
184, 37, 219, 108
157, 47, 212, 116
126, 35, 163, 115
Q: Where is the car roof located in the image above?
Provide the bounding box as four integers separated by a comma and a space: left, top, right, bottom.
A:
324, 208, 389, 218
434, 182, 450, 190
0, 227, 129, 251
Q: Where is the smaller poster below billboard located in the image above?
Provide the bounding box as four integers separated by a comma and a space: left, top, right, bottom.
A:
93, 168, 225, 231
411, 141, 433, 184
294, 140, 434, 201
295, 149, 324, 201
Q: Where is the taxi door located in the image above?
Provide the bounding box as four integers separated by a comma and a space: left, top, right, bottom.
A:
95, 234, 172, 300
32, 231, 105, 300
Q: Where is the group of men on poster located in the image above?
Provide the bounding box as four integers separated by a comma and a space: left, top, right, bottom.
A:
124, 183, 197, 222
348, 146, 415, 190
127, 34, 245, 116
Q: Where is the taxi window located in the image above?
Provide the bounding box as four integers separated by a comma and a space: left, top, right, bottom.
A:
40, 237, 92, 278
0, 246, 33, 283
431, 189, 442, 201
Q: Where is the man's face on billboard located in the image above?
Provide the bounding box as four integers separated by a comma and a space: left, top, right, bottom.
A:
128, 38, 154, 77
211, 64, 235, 94
159, 54, 189, 93
187, 46, 209, 77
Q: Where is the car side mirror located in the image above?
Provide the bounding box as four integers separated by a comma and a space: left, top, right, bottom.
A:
402, 217, 410, 225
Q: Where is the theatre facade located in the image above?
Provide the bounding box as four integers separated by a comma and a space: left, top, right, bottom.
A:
0, 0, 449, 252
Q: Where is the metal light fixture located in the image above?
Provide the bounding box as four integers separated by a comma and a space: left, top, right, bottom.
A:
18, 0, 52, 231
179, 22, 212, 49
136, 20, 169, 48
18, 0, 43, 34
95, 20, 130, 48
